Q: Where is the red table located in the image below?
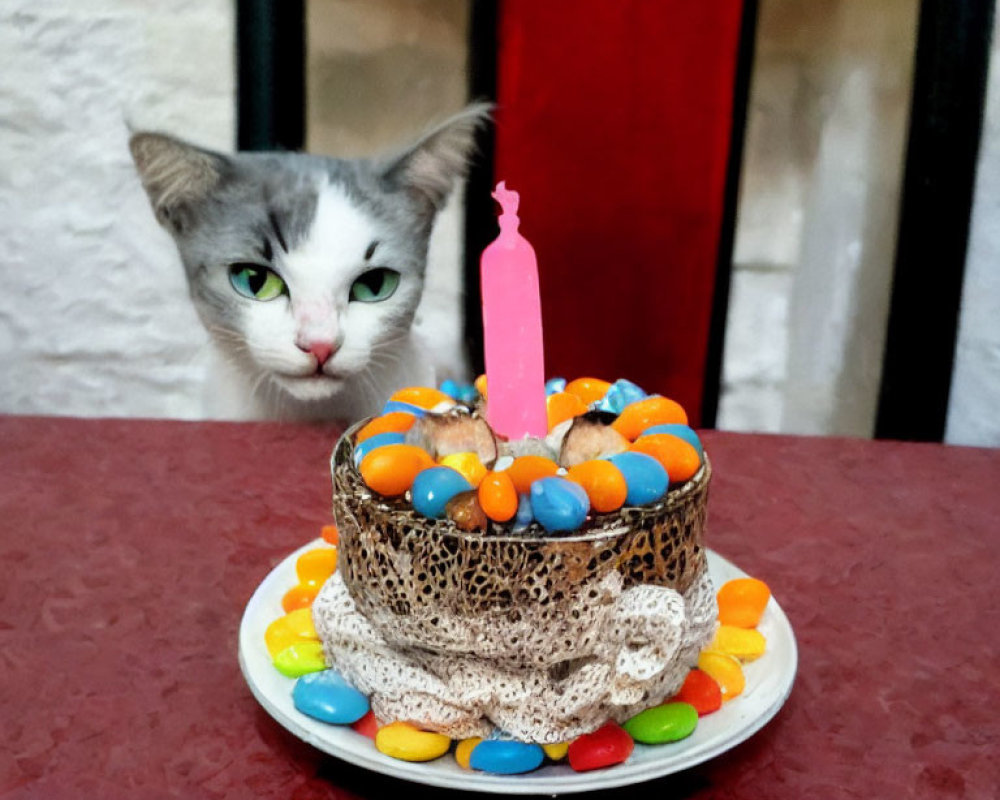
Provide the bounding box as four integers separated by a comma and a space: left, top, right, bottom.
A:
1, 416, 998, 798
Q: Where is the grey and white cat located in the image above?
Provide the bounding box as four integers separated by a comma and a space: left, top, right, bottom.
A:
130, 105, 488, 422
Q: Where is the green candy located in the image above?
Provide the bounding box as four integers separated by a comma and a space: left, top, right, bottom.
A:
273, 641, 327, 678
623, 701, 699, 744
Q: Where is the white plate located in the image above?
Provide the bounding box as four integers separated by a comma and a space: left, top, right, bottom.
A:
239, 541, 797, 795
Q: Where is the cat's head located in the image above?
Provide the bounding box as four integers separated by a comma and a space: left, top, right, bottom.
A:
130, 105, 487, 407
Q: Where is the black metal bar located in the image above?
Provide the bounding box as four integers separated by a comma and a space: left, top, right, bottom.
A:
236, 0, 305, 151
875, 0, 995, 441
700, 0, 759, 429
463, 0, 499, 377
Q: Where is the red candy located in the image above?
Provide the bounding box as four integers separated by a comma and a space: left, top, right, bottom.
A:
567, 722, 634, 772
674, 668, 723, 716
350, 709, 380, 740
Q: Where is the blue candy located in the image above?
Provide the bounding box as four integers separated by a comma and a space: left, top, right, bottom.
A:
469, 739, 545, 775
639, 423, 704, 457
512, 493, 534, 531
353, 431, 407, 467
411, 466, 473, 519
457, 384, 480, 405
545, 377, 567, 396
438, 378, 462, 400
292, 669, 369, 724
382, 399, 427, 417
607, 452, 670, 506
594, 378, 648, 414
529, 477, 589, 532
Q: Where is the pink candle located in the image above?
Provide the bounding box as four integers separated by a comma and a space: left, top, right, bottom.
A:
481, 181, 548, 439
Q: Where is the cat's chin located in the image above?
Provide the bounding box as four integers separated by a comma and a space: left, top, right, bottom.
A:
271, 373, 346, 402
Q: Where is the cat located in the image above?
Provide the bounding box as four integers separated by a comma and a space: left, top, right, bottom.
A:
129, 104, 489, 422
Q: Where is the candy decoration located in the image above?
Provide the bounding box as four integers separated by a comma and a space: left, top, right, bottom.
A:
596, 378, 647, 414
630, 434, 701, 483
505, 455, 560, 494
265, 607, 318, 658
541, 742, 569, 761
356, 412, 417, 443
709, 625, 767, 661
469, 739, 545, 774
623, 701, 698, 744
545, 377, 567, 395
411, 467, 473, 519
611, 396, 688, 440
389, 386, 455, 410
696, 651, 746, 701
455, 737, 483, 769
546, 391, 588, 431
382, 400, 428, 418
530, 477, 590, 532
639, 423, 703, 457
564, 377, 613, 405
351, 709, 380, 740
438, 451, 489, 488
717, 577, 771, 628
474, 373, 488, 399
292, 669, 370, 724
478, 470, 519, 522
359, 444, 435, 497
281, 583, 319, 612
513, 492, 534, 529
566, 459, 628, 513
375, 721, 451, 762
674, 668, 723, 715
605, 452, 669, 505
296, 547, 338, 587
320, 524, 339, 545
446, 490, 489, 531
273, 640, 327, 678
353, 431, 407, 467
567, 722, 634, 772
438, 378, 462, 401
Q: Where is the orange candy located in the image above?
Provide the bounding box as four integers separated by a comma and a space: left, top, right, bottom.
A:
566, 460, 628, 513
673, 668, 723, 716
546, 391, 588, 430
389, 386, 454, 409
610, 396, 688, 440
356, 412, 417, 443
281, 583, 319, 612
564, 377, 612, 405
296, 547, 338, 586
630, 434, 701, 482
474, 374, 488, 398
320, 524, 339, 545
359, 444, 436, 496
505, 455, 560, 494
477, 470, 519, 522
716, 577, 771, 628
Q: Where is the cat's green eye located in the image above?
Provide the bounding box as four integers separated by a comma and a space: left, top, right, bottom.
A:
350, 268, 400, 303
229, 264, 286, 301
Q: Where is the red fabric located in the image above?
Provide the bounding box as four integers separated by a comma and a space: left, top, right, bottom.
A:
493, 1, 744, 426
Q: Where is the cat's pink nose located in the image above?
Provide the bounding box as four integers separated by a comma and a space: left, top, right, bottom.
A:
298, 341, 335, 366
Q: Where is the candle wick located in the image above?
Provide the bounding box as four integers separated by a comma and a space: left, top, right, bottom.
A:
492, 181, 520, 233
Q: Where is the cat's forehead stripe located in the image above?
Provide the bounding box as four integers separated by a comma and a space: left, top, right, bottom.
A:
268, 210, 289, 253
365, 241, 378, 261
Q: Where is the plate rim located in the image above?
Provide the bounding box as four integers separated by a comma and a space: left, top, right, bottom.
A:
239, 541, 797, 794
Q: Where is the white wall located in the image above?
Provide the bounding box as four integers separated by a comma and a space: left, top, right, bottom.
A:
946, 10, 1000, 447
0, 0, 233, 419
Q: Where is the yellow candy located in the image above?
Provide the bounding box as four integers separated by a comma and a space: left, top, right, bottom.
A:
455, 737, 483, 769
390, 386, 455, 410
295, 547, 338, 587
375, 721, 451, 762
264, 608, 318, 658
697, 651, 746, 701
709, 625, 767, 662
273, 640, 327, 677
439, 451, 488, 488
542, 741, 569, 761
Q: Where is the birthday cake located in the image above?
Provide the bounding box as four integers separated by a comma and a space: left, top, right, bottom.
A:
310, 377, 717, 745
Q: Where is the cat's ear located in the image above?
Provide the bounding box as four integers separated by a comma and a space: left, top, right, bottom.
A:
380, 102, 492, 211
129, 132, 226, 232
